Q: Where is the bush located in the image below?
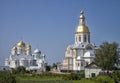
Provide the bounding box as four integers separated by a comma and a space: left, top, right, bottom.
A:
112, 70, 120, 83
46, 65, 51, 71
12, 66, 26, 74
95, 75, 114, 83
76, 71, 85, 78
63, 73, 81, 80
0, 71, 16, 83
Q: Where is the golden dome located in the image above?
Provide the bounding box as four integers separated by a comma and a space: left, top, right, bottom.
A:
17, 41, 25, 47
26, 44, 31, 51
75, 11, 89, 33
76, 24, 89, 33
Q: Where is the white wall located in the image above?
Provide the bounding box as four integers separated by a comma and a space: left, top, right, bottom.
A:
85, 68, 102, 78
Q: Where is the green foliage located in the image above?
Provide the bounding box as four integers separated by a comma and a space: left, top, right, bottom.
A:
12, 66, 26, 74
95, 75, 114, 83
15, 72, 120, 83
63, 73, 81, 80
52, 63, 57, 69
112, 70, 120, 83
94, 42, 119, 70
0, 71, 16, 83
16, 72, 66, 82
32, 72, 66, 78
76, 71, 85, 78
46, 65, 51, 71
74, 78, 99, 83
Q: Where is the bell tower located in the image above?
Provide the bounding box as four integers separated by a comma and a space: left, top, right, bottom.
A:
75, 11, 90, 44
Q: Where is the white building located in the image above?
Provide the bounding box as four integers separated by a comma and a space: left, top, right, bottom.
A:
61, 11, 97, 72
5, 41, 47, 72
85, 62, 102, 78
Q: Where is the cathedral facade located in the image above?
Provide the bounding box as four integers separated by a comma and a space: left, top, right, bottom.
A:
5, 41, 47, 72
61, 11, 97, 72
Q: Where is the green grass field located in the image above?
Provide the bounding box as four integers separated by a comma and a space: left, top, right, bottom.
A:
14, 71, 117, 83
16, 75, 98, 83
0, 70, 118, 83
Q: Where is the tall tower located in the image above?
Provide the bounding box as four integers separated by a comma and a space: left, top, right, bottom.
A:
61, 11, 96, 72
26, 43, 32, 55
17, 41, 26, 55
11, 45, 17, 55
75, 11, 90, 44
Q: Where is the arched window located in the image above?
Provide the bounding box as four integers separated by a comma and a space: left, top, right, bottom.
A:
81, 62, 83, 66
88, 35, 90, 43
79, 36, 81, 42
84, 35, 86, 42
9, 62, 10, 65
86, 62, 89, 66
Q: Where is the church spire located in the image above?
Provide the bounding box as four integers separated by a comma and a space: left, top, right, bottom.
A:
75, 10, 89, 33
79, 10, 85, 25
75, 11, 90, 44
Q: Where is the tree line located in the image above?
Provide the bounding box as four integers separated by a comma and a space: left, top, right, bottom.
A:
94, 41, 120, 70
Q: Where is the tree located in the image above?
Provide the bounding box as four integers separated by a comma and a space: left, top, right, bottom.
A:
46, 65, 51, 71
12, 66, 26, 74
52, 63, 57, 69
63, 73, 81, 80
94, 42, 119, 70
0, 71, 16, 83
17, 66, 26, 74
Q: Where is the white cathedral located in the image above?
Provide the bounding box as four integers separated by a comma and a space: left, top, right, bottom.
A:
61, 11, 97, 72
5, 41, 47, 72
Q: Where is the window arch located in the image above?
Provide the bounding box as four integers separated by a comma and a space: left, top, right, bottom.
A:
84, 35, 86, 42
86, 62, 89, 66
79, 35, 81, 42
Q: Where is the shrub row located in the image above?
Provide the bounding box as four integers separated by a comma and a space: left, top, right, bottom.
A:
31, 72, 66, 78
0, 71, 16, 83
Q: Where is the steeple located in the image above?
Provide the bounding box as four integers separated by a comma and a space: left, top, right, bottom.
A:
75, 11, 90, 44
75, 11, 89, 33
79, 11, 85, 25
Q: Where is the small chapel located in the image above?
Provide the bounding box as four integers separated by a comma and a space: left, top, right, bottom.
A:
61, 11, 97, 72
5, 40, 47, 72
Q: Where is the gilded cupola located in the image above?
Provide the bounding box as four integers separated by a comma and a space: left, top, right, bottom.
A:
75, 11, 89, 33
17, 41, 25, 47
26, 43, 31, 51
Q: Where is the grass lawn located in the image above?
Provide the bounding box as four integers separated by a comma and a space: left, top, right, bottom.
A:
16, 75, 99, 83
17, 76, 62, 81
73, 78, 99, 83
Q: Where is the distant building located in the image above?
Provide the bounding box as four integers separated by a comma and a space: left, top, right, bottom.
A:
85, 62, 102, 78
61, 11, 97, 72
5, 41, 47, 72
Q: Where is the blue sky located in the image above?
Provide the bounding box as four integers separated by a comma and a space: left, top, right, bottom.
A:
0, 0, 120, 65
